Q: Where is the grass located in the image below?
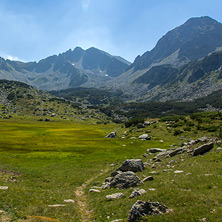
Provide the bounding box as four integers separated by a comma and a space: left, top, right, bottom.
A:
0, 113, 222, 221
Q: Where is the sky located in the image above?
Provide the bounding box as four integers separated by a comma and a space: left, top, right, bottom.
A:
0, 0, 222, 63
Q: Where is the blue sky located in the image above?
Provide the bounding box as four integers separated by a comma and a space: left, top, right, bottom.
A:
0, 0, 221, 62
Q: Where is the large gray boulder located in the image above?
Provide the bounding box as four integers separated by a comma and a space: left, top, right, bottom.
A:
110, 171, 141, 189
128, 200, 170, 222
192, 142, 214, 156
116, 159, 144, 173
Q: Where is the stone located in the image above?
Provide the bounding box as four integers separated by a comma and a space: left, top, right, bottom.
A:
129, 189, 146, 199
105, 177, 113, 183
137, 123, 145, 129
64, 199, 75, 203
106, 193, 124, 200
110, 171, 141, 189
111, 170, 122, 177
48, 204, 65, 207
101, 182, 111, 189
138, 134, 150, 140
168, 147, 186, 157
142, 176, 154, 182
142, 153, 148, 157
106, 131, 117, 138
148, 188, 156, 191
127, 200, 171, 222
45, 118, 50, 122
0, 186, 8, 190
192, 142, 214, 156
144, 121, 151, 126
115, 159, 144, 173
89, 189, 101, 193
174, 170, 184, 174
111, 219, 123, 222
147, 148, 165, 153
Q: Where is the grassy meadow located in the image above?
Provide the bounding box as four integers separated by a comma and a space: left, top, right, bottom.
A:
0, 113, 222, 221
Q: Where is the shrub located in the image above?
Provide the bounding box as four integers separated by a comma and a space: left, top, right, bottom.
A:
125, 118, 145, 128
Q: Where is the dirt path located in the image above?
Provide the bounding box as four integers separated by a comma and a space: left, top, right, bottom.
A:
74, 169, 109, 222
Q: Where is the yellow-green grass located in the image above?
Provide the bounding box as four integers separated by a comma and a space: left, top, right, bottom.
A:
0, 118, 147, 221
0, 116, 222, 221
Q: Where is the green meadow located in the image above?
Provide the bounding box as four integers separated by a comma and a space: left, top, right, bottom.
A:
0, 114, 222, 221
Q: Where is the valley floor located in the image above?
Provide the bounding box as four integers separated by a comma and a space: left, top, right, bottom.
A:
0, 116, 222, 221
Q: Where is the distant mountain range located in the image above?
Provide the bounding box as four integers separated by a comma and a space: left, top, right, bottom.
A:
1, 16, 222, 101
0, 47, 130, 90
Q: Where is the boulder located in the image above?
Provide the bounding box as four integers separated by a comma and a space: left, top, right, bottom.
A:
192, 142, 214, 156
106, 132, 117, 138
129, 189, 146, 199
138, 134, 150, 140
106, 193, 124, 200
110, 171, 141, 189
137, 123, 145, 129
115, 159, 144, 173
128, 200, 170, 222
147, 148, 165, 153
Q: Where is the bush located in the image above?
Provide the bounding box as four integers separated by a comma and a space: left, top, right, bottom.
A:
174, 129, 183, 136
125, 118, 145, 128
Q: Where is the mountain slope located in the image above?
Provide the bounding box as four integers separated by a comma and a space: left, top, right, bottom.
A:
105, 16, 222, 101
0, 47, 130, 90
129, 16, 222, 71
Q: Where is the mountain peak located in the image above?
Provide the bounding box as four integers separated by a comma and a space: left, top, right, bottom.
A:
185, 16, 219, 25
130, 16, 222, 71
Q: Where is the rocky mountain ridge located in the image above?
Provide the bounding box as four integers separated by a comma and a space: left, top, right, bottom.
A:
0, 47, 130, 91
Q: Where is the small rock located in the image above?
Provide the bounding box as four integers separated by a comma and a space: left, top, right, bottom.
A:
111, 219, 123, 222
168, 147, 186, 157
0, 186, 8, 190
138, 134, 150, 140
45, 118, 50, 122
174, 170, 184, 174
200, 218, 208, 222
106, 193, 124, 200
147, 148, 165, 153
101, 182, 111, 189
143, 153, 148, 157
64, 199, 75, 203
142, 176, 154, 182
106, 132, 117, 138
129, 189, 146, 199
148, 188, 156, 191
137, 123, 145, 129
48, 204, 65, 207
89, 189, 101, 193
144, 121, 151, 126
105, 177, 113, 183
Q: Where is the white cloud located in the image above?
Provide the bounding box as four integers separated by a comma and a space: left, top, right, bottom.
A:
6, 55, 20, 61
